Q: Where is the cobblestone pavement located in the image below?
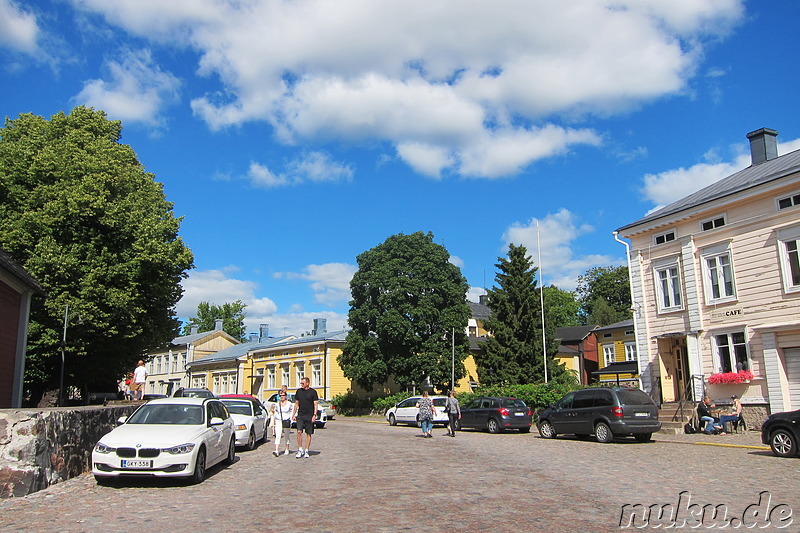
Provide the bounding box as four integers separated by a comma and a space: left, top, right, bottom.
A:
0, 418, 796, 532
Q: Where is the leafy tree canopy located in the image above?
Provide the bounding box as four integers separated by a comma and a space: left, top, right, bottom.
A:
477, 244, 565, 386
576, 266, 631, 325
182, 300, 247, 342
0, 107, 194, 401
339, 231, 471, 392
542, 285, 582, 328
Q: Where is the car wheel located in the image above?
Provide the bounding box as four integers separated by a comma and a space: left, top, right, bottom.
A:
261, 426, 269, 443
519, 426, 531, 433
595, 422, 613, 443
634, 433, 652, 443
538, 420, 556, 439
388, 413, 397, 426
315, 422, 325, 429
190, 447, 206, 485
245, 428, 256, 451
487, 418, 501, 434
770, 428, 799, 457
224, 438, 236, 465
416, 415, 422, 428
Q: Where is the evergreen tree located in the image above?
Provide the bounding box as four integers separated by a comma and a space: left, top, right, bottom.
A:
477, 244, 564, 385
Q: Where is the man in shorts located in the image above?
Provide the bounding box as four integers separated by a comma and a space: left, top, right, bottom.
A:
292, 377, 319, 458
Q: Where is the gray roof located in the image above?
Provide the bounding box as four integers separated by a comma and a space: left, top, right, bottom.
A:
468, 300, 491, 320
0, 247, 44, 294
554, 325, 598, 342
267, 330, 349, 348
187, 335, 294, 366
617, 147, 800, 233
594, 318, 634, 332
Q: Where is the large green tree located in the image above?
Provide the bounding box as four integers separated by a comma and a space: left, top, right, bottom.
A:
182, 300, 247, 341
576, 266, 631, 325
339, 232, 471, 392
543, 285, 582, 328
0, 107, 194, 401
476, 244, 564, 385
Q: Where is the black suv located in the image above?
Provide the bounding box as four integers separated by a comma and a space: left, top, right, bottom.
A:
536, 387, 661, 443
761, 409, 800, 457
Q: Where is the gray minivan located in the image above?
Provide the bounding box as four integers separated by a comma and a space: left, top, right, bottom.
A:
536, 387, 661, 443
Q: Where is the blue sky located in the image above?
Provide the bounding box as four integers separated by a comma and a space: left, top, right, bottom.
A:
2, 1, 800, 337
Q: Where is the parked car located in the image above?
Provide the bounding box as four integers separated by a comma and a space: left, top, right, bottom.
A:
457, 396, 532, 433
761, 409, 800, 457
142, 393, 168, 401
92, 397, 236, 485
172, 387, 216, 398
318, 399, 336, 420
264, 392, 327, 428
536, 387, 661, 443
385, 396, 449, 427
219, 395, 269, 450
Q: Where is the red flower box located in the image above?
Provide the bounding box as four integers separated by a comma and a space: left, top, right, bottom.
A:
707, 370, 753, 385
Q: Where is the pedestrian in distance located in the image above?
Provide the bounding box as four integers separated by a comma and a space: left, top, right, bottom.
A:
292, 377, 319, 458
444, 390, 461, 437
697, 396, 722, 434
271, 391, 293, 457
132, 361, 147, 400
416, 390, 436, 438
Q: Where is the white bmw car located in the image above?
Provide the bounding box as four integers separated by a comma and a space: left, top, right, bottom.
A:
92, 397, 236, 485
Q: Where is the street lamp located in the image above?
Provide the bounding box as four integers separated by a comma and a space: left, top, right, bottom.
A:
58, 303, 81, 407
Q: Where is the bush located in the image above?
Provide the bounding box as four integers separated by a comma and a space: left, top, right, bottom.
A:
330, 391, 372, 416
467, 381, 581, 411
372, 392, 412, 413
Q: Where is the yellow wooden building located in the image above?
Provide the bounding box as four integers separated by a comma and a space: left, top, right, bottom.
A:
592, 319, 640, 386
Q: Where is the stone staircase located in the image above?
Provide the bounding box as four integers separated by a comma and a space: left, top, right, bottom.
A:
657, 401, 694, 435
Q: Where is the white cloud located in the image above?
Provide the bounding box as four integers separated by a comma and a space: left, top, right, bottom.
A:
641, 136, 800, 212
70, 0, 745, 178
274, 263, 356, 307
248, 152, 353, 188
73, 49, 180, 128
467, 286, 487, 303
177, 268, 278, 321
0, 0, 38, 54
502, 209, 622, 290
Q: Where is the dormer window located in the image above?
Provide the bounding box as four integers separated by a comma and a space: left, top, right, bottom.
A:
654, 230, 676, 245
701, 216, 726, 231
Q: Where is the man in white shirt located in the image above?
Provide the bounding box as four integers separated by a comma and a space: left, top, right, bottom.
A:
133, 360, 147, 400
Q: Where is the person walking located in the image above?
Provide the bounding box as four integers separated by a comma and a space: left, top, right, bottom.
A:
445, 390, 461, 437
416, 391, 436, 438
292, 377, 319, 458
271, 391, 293, 457
132, 361, 147, 400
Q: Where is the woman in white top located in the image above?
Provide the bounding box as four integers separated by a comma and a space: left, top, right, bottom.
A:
271, 392, 293, 456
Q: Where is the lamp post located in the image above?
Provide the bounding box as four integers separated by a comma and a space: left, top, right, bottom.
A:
58, 303, 81, 407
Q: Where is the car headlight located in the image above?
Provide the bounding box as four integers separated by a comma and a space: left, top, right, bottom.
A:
236, 424, 247, 431
94, 442, 116, 454
162, 443, 196, 455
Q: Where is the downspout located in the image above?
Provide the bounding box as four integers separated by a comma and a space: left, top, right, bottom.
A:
613, 231, 644, 390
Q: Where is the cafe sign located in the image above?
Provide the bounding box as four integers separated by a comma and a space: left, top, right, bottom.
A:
710, 308, 744, 320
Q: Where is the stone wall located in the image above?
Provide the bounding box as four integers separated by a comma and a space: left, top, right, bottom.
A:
0, 404, 138, 497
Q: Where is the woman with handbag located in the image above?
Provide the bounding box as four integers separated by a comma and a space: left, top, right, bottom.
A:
272, 392, 293, 456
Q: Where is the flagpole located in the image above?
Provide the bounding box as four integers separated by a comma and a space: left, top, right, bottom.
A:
537, 221, 548, 383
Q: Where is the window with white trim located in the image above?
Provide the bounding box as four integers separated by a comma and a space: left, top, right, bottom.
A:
654, 230, 676, 245
777, 192, 800, 210
713, 331, 750, 373
701, 215, 726, 231
192, 374, 206, 389
281, 365, 290, 388
654, 260, 683, 312
312, 361, 321, 387
603, 344, 616, 366
624, 342, 637, 361
702, 243, 736, 303
295, 363, 305, 385
267, 365, 276, 389
778, 225, 800, 293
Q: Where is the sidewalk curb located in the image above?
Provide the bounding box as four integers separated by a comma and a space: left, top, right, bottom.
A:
657, 439, 770, 451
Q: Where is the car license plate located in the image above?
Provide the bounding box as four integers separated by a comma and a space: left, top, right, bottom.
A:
514, 412, 524, 416
635, 412, 649, 417
121, 459, 151, 468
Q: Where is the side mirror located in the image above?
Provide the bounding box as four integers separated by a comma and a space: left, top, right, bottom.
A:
209, 417, 225, 427
117, 416, 128, 424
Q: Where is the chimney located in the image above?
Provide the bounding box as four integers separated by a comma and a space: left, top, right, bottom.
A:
479, 294, 489, 306
248, 333, 258, 342
746, 128, 778, 165
259, 324, 269, 342
313, 318, 327, 336
190, 325, 198, 335
214, 318, 223, 331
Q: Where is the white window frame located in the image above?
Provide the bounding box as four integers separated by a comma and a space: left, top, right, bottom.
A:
192, 374, 206, 389
777, 191, 800, 210
700, 214, 727, 232
267, 365, 276, 389
701, 243, 737, 304
281, 365, 290, 388
624, 342, 637, 361
712, 330, 751, 374
603, 344, 616, 366
654, 230, 676, 245
778, 225, 800, 294
295, 362, 305, 385
312, 361, 322, 387
653, 257, 684, 312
